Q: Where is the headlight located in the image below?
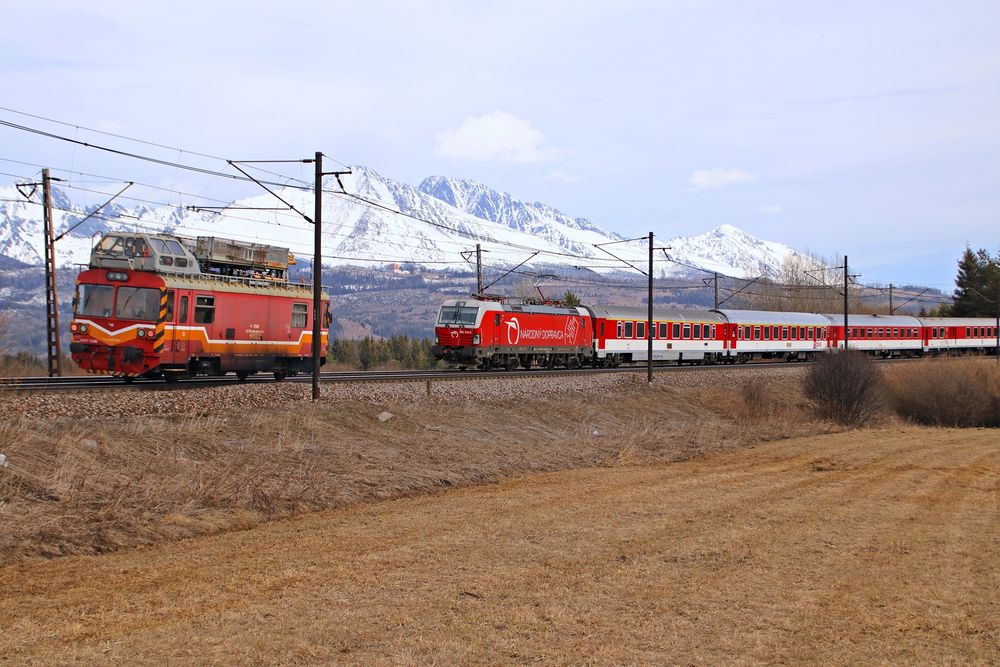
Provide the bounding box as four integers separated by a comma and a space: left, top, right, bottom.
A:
473, 334, 481, 344
79, 324, 88, 334
137, 329, 146, 338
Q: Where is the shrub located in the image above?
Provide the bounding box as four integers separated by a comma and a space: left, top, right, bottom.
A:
885, 359, 1000, 427
802, 351, 883, 426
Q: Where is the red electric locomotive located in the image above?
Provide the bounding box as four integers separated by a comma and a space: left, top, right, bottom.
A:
431, 297, 593, 370
69, 232, 329, 381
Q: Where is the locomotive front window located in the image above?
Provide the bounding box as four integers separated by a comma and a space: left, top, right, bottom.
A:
115, 287, 160, 321
97, 236, 125, 256
438, 306, 479, 325
78, 284, 115, 317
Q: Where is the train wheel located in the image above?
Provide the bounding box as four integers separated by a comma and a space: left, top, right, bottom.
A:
273, 370, 287, 381
237, 370, 250, 381
504, 357, 517, 371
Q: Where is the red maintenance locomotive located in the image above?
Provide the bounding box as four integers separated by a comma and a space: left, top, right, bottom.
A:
69, 233, 330, 381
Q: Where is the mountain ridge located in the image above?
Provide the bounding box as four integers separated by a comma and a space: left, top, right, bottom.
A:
0, 166, 802, 280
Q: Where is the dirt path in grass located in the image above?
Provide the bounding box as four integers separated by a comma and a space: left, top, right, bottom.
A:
2, 427, 998, 665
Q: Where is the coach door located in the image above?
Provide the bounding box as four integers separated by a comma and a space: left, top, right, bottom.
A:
165, 291, 189, 363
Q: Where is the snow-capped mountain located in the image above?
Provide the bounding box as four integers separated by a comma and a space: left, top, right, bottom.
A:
0, 166, 802, 279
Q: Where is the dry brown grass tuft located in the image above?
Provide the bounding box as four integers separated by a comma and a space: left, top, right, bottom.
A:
0, 377, 822, 563
885, 358, 1000, 427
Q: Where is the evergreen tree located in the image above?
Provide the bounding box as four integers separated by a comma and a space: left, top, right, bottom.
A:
949, 247, 1000, 317
562, 290, 581, 306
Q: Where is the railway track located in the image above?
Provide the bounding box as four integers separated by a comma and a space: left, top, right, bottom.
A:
0, 358, 923, 394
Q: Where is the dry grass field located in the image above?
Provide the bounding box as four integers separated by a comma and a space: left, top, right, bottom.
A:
1, 427, 997, 664
1, 363, 998, 664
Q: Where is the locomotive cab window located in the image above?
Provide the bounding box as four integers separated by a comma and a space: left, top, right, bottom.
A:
115, 287, 160, 321
77, 284, 115, 317
194, 296, 216, 324
438, 306, 479, 325
292, 303, 308, 328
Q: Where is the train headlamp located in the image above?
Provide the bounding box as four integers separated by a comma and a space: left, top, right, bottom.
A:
79, 324, 88, 334
473, 334, 481, 344
106, 271, 129, 282
137, 329, 146, 338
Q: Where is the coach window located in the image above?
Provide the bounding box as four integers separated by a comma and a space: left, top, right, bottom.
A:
753, 326, 761, 340
292, 303, 308, 328
762, 326, 770, 340
780, 326, 787, 340
624, 321, 634, 338
616, 321, 623, 338
659, 323, 667, 339
745, 326, 752, 340
791, 327, 798, 341
194, 295, 215, 324
672, 323, 680, 339
683, 323, 691, 339
693, 324, 701, 339
966, 327, 971, 337
637, 322, 646, 339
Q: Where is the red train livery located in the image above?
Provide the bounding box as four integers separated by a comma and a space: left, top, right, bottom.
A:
432, 298, 593, 370
70, 233, 329, 381
432, 298, 999, 369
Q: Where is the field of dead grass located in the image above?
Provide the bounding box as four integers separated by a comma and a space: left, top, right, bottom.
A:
1, 427, 997, 664
0, 370, 822, 562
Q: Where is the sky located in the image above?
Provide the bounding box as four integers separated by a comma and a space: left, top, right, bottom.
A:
1, 0, 998, 289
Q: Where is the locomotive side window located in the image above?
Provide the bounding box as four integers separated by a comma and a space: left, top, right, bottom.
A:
600, 322, 605, 338
165, 291, 174, 320
292, 303, 308, 328
115, 287, 160, 321
179, 296, 188, 323
78, 284, 115, 317
194, 296, 216, 324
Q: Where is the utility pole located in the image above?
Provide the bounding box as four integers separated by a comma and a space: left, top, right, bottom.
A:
648, 232, 654, 384
843, 255, 849, 351
714, 272, 720, 309
476, 243, 483, 295
42, 169, 61, 377
888, 283, 893, 315
312, 153, 324, 402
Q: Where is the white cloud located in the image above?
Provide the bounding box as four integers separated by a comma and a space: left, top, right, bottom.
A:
544, 169, 582, 183
689, 168, 756, 190
434, 111, 558, 163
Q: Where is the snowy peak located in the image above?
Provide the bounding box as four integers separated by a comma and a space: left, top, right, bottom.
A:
664, 225, 797, 279
1, 167, 807, 281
